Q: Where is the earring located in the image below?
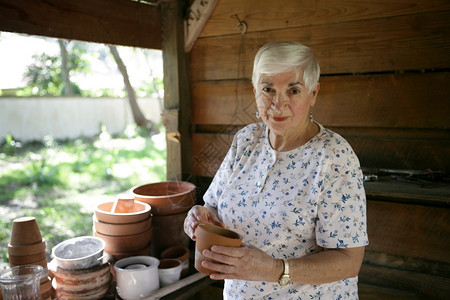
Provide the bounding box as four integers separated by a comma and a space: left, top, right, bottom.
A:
256, 111, 261, 119
309, 107, 314, 122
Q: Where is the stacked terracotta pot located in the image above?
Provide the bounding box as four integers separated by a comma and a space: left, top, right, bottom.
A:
7, 217, 52, 299
49, 236, 111, 299
93, 194, 153, 260
132, 181, 196, 257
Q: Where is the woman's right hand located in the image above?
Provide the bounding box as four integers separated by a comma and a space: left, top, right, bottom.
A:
184, 205, 224, 240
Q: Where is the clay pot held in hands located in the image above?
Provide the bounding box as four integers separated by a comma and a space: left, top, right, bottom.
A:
194, 223, 242, 275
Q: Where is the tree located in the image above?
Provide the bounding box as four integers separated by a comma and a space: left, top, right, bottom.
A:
109, 45, 154, 130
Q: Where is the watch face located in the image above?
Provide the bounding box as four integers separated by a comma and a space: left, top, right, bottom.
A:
279, 275, 290, 286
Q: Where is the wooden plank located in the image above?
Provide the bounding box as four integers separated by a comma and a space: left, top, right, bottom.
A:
190, 11, 450, 80
358, 283, 419, 300
192, 133, 234, 178
200, 0, 450, 37
161, 0, 192, 181
365, 201, 450, 263
192, 72, 450, 128
359, 263, 450, 299
0, 0, 161, 49
192, 127, 450, 178
184, 0, 219, 52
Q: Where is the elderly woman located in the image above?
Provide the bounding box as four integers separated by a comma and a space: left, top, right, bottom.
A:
184, 42, 368, 299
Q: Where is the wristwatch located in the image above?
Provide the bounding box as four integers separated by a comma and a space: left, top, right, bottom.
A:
278, 258, 291, 286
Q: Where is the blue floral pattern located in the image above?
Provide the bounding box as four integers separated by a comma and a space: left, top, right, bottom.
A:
204, 123, 369, 300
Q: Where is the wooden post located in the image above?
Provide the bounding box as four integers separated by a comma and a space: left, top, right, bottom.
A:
161, 0, 192, 181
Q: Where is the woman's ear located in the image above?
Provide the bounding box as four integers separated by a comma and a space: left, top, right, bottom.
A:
310, 82, 320, 106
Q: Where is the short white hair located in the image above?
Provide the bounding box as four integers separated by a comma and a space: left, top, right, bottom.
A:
252, 42, 320, 93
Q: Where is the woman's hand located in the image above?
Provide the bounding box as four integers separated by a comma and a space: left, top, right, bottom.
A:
184, 205, 224, 240
201, 245, 282, 282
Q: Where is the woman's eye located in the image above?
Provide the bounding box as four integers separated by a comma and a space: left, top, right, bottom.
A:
262, 87, 272, 93
290, 88, 300, 95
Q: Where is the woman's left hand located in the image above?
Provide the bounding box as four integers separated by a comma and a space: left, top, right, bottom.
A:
201, 244, 282, 282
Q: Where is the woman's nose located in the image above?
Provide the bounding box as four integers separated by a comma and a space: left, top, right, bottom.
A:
271, 93, 287, 112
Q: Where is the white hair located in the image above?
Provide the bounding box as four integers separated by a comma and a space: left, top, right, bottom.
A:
252, 42, 320, 93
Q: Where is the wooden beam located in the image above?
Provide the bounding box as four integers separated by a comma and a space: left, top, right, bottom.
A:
161, 0, 193, 181
184, 0, 218, 52
0, 0, 161, 49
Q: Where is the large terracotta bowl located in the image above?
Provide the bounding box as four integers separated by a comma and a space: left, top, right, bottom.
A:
132, 181, 196, 215
95, 200, 151, 224
94, 227, 153, 254
93, 215, 152, 236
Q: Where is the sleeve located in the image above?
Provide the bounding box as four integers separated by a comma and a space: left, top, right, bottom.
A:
203, 133, 239, 210
315, 141, 369, 249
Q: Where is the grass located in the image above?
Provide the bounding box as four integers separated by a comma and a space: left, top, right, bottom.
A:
0, 124, 166, 270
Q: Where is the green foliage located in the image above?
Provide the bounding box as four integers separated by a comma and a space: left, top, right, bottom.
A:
0, 127, 166, 269
21, 41, 90, 96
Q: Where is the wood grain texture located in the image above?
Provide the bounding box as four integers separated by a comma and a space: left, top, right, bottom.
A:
199, 0, 450, 37
0, 0, 161, 49
190, 11, 450, 80
192, 72, 450, 128
365, 200, 450, 262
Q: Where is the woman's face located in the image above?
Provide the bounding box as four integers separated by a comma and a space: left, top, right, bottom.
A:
254, 68, 319, 138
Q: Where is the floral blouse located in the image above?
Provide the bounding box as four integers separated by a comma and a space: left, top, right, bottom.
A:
204, 122, 369, 300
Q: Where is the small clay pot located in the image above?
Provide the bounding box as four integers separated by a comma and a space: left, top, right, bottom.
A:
107, 244, 152, 261
160, 245, 190, 277
95, 200, 151, 224
8, 240, 46, 256
194, 223, 242, 275
132, 181, 196, 215
93, 215, 152, 236
9, 217, 43, 246
10, 257, 47, 269
94, 227, 153, 253
158, 259, 182, 287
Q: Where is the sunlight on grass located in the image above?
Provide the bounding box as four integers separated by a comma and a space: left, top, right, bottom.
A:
0, 126, 166, 269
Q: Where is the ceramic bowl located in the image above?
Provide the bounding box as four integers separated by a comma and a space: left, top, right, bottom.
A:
52, 236, 105, 270
194, 223, 242, 275
114, 256, 160, 300
9, 217, 43, 246
7, 240, 46, 257
93, 215, 152, 236
95, 200, 151, 224
132, 181, 196, 215
94, 227, 153, 253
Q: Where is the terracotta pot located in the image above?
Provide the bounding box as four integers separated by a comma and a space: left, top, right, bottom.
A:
94, 227, 153, 253
93, 215, 152, 236
7, 240, 46, 257
151, 211, 189, 257
160, 245, 190, 277
8, 251, 46, 265
9, 217, 43, 246
110, 194, 135, 213
158, 259, 182, 287
107, 243, 152, 262
50, 261, 111, 299
194, 223, 242, 275
95, 200, 151, 224
9, 257, 47, 269
132, 181, 196, 215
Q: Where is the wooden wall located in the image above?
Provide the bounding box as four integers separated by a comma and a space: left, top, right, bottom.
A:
189, 0, 450, 298
190, 0, 450, 179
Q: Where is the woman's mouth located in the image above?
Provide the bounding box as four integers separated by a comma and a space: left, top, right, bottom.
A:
272, 116, 289, 122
